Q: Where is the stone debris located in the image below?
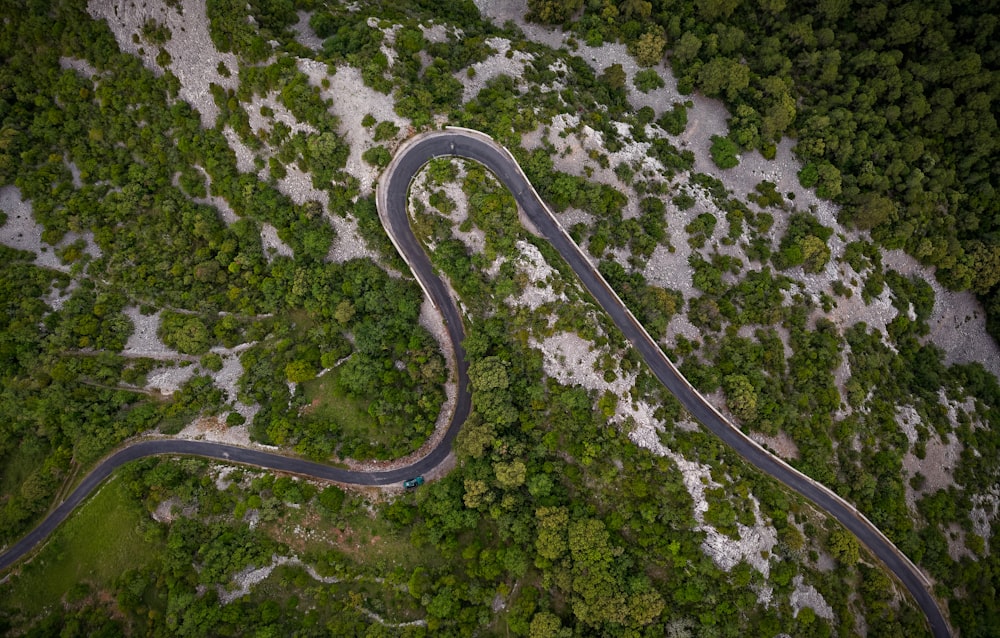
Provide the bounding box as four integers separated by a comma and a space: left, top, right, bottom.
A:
457, 37, 534, 103
789, 574, 835, 620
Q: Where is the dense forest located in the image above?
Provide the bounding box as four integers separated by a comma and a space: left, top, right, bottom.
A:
530, 0, 1000, 340
0, 0, 998, 636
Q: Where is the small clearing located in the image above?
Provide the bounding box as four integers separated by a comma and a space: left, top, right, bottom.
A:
145, 364, 196, 396
298, 60, 407, 196
457, 37, 533, 103
0, 187, 65, 270
260, 223, 294, 260
507, 240, 566, 311
88, 0, 239, 128
789, 574, 835, 621
122, 307, 186, 360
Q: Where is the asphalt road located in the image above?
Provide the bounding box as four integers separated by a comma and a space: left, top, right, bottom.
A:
384, 128, 951, 638
0, 128, 953, 638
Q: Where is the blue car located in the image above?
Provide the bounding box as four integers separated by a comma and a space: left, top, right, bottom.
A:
403, 476, 425, 489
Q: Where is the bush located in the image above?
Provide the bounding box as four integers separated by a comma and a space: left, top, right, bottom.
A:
200, 353, 224, 372
657, 102, 688, 136
362, 145, 391, 167
797, 163, 819, 188
709, 135, 739, 169
159, 312, 213, 355
673, 193, 696, 211
373, 120, 399, 142
633, 69, 665, 93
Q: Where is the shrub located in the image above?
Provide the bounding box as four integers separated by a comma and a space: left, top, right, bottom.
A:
633, 69, 665, 93
709, 135, 739, 169
373, 120, 399, 142
362, 145, 391, 167
200, 353, 224, 372
657, 102, 688, 135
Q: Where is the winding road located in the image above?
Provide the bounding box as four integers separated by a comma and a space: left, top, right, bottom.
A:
0, 129, 951, 638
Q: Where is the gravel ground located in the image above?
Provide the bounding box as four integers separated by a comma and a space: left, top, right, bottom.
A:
533, 327, 779, 579
298, 60, 407, 197
523, 114, 650, 220
59, 56, 99, 78
145, 364, 196, 396
88, 0, 240, 128
0, 186, 67, 271
220, 554, 298, 604
291, 10, 323, 50
222, 127, 257, 173
327, 214, 379, 263
176, 414, 266, 448
970, 491, 998, 551
630, 414, 779, 578
122, 307, 187, 360
191, 167, 240, 224
272, 163, 325, 208
150, 497, 182, 523
248, 92, 318, 137
43, 280, 77, 312
260, 222, 294, 260
749, 430, 801, 460
420, 23, 450, 44
457, 36, 534, 103
209, 342, 256, 404
883, 250, 1000, 378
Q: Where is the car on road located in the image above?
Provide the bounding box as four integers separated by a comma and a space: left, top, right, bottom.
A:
403, 476, 424, 489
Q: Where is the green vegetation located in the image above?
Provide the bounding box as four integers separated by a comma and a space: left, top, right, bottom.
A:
3, 477, 160, 616
373, 120, 400, 142
633, 68, 665, 93
657, 100, 689, 136
1, 0, 998, 636
709, 134, 739, 169
550, 0, 1000, 342
362, 145, 391, 167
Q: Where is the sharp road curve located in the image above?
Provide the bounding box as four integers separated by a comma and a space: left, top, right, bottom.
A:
0, 129, 953, 638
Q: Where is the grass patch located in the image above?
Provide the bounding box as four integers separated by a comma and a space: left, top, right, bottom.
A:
300, 368, 373, 440
280, 499, 444, 573
2, 476, 162, 616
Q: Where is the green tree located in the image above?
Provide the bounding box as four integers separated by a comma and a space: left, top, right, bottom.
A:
709, 135, 739, 169
698, 57, 750, 100
801, 235, 831, 274
284, 360, 316, 383
529, 611, 569, 638
527, 0, 582, 24
535, 506, 569, 563
494, 460, 527, 489
724, 374, 758, 421
673, 32, 702, 64
850, 193, 896, 231
826, 527, 860, 565
632, 30, 667, 67
601, 63, 627, 92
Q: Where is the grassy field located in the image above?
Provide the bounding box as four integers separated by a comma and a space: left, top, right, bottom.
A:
300, 368, 373, 437
1, 475, 161, 617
